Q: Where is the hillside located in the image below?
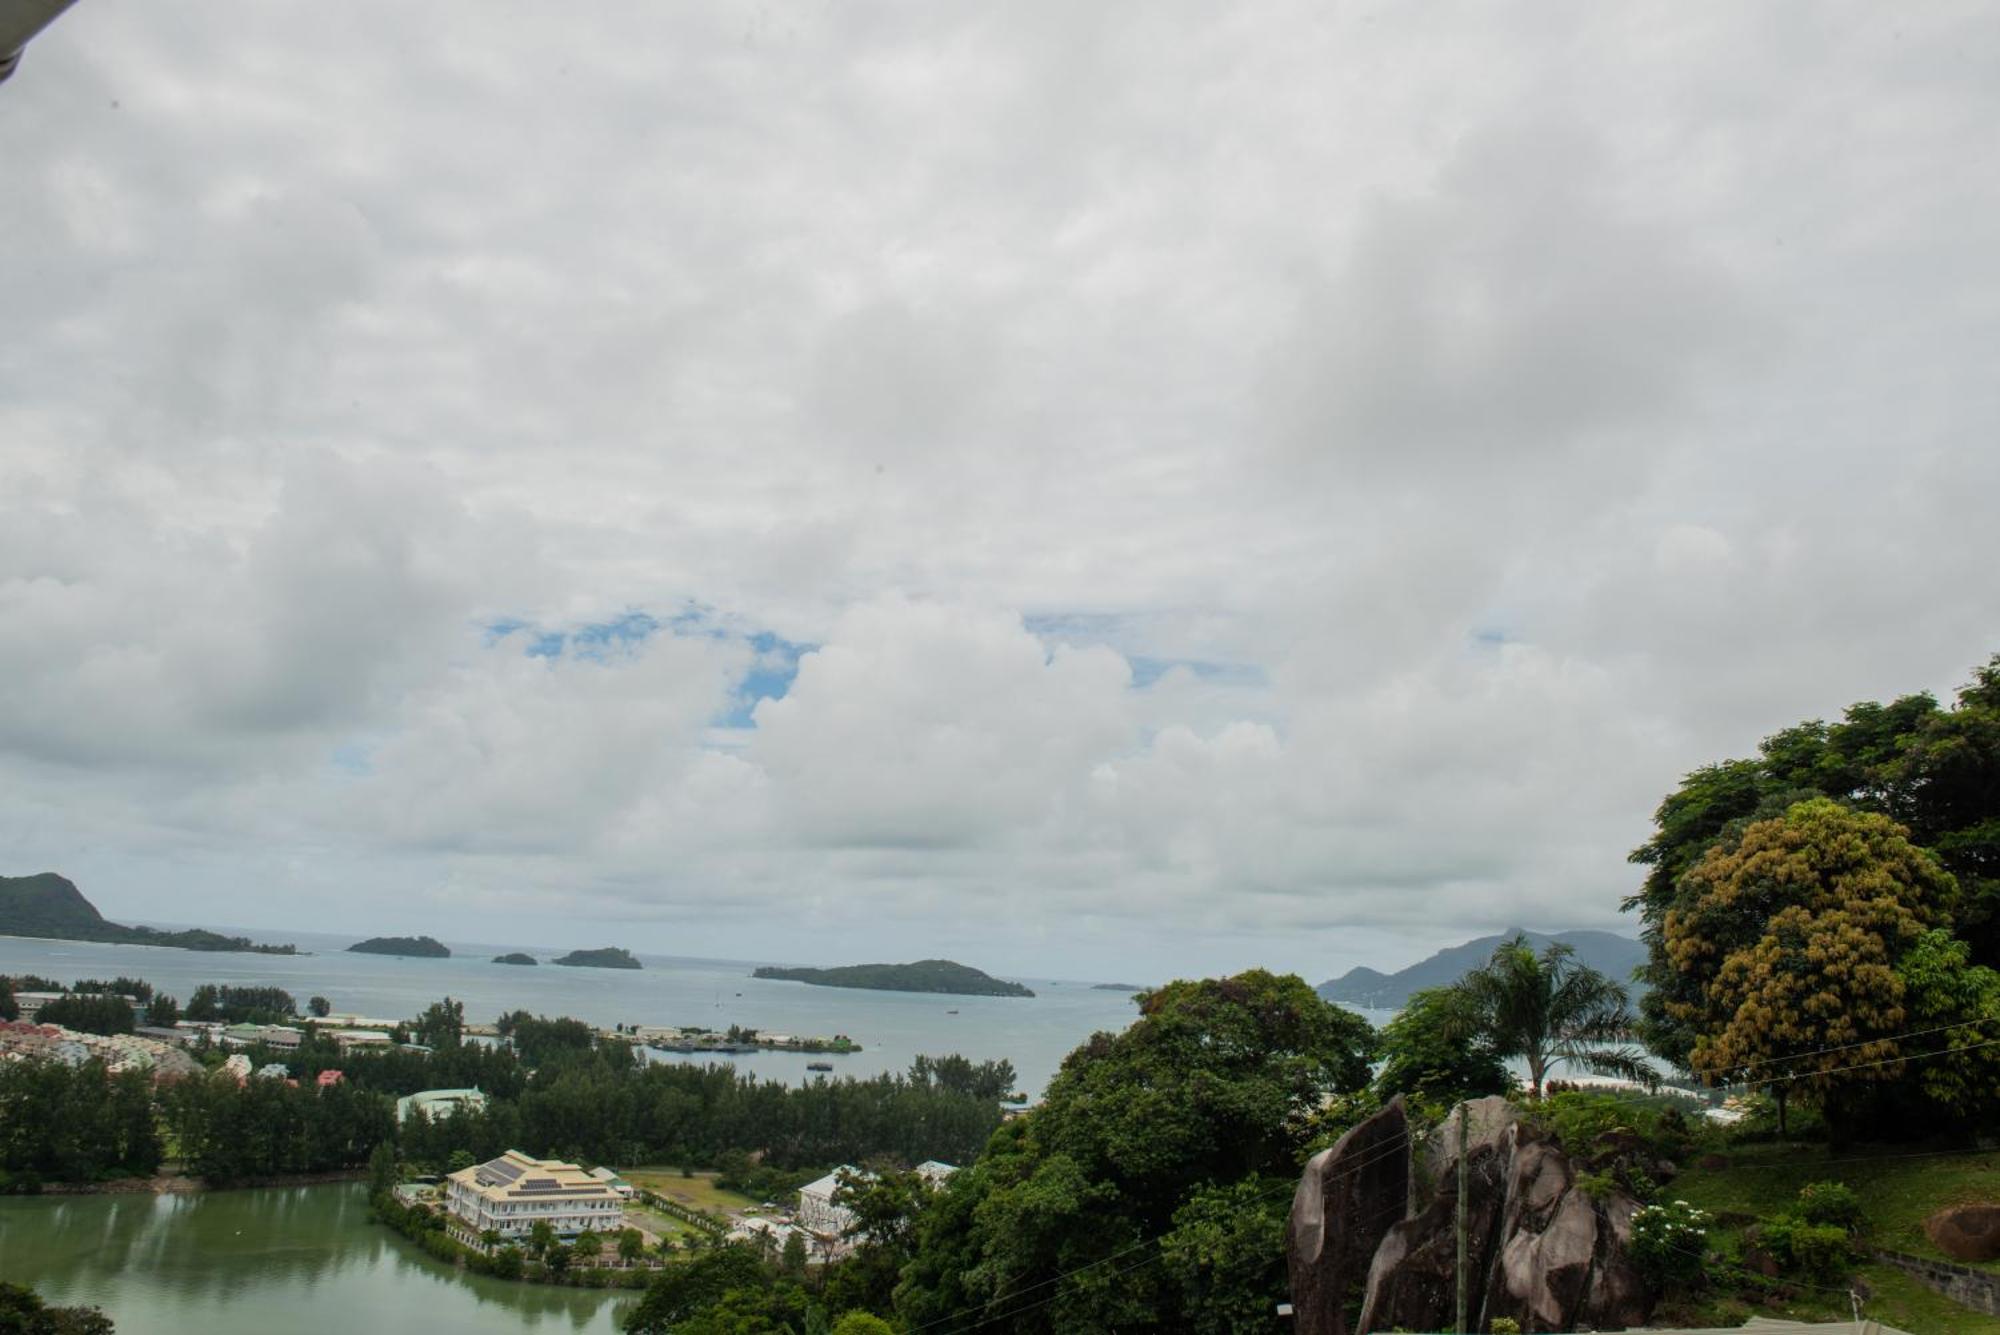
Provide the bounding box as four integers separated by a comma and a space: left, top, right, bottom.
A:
347, 935, 451, 958
1317, 928, 1645, 1007
0, 873, 297, 954
551, 946, 641, 969
753, 959, 1034, 998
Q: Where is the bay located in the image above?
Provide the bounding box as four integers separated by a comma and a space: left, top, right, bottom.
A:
0, 929, 1147, 1098
0, 1183, 626, 1334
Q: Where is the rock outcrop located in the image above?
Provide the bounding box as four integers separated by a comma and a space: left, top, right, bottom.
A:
1927, 1203, 2000, 1261
1291, 1096, 1652, 1334
1288, 1096, 1411, 1335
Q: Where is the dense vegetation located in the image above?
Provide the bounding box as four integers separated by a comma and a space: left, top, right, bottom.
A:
1629, 654, 2000, 1143
551, 947, 642, 969
0, 1282, 114, 1334
0, 1060, 160, 1189
346, 935, 451, 958
753, 958, 1034, 997
492, 952, 538, 965
183, 984, 298, 1025
0, 873, 295, 954
33, 994, 137, 1037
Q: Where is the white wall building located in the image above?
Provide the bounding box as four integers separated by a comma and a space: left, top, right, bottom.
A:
444, 1150, 624, 1245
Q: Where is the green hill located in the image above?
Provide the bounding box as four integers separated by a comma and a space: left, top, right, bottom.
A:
551, 946, 641, 969
491, 952, 538, 966
1317, 928, 1645, 1008
753, 959, 1034, 998
347, 935, 451, 958
0, 873, 297, 954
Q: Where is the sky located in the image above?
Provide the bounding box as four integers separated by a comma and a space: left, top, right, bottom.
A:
3, 2, 1998, 983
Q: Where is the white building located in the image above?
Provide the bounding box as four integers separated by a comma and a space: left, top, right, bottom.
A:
796, 1166, 862, 1237
444, 1150, 625, 1246
587, 1165, 635, 1199
221, 1053, 253, 1082
915, 1160, 958, 1188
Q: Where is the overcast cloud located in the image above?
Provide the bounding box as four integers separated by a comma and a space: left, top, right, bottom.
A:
4, 1, 1997, 981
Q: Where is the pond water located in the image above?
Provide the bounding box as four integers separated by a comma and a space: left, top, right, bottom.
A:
0, 1183, 628, 1334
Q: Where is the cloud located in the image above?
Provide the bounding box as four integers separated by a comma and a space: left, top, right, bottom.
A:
1, 1, 1997, 979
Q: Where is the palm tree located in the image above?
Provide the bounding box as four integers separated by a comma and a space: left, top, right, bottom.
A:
1447, 934, 1655, 1099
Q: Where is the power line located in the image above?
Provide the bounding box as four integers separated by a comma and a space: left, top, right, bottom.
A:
1709, 1013, 2000, 1078
909, 1127, 1418, 1335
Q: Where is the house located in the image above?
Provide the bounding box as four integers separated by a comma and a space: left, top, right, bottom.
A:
442, 1150, 625, 1247
914, 1160, 958, 1188
221, 1053, 253, 1083
587, 1165, 635, 1199
332, 1029, 392, 1054
316, 1069, 346, 1089
796, 1166, 863, 1237
254, 1062, 290, 1081
12, 992, 65, 1023
396, 1087, 489, 1124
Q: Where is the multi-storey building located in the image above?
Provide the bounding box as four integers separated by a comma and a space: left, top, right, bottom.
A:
443, 1150, 624, 1246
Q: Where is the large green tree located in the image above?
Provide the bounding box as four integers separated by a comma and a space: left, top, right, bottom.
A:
1445, 935, 1650, 1099
1372, 985, 1513, 1108
893, 971, 1375, 1333
1629, 655, 2000, 1055
1659, 799, 1955, 1136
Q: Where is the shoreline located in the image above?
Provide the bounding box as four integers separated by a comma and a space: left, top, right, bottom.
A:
33, 1168, 366, 1196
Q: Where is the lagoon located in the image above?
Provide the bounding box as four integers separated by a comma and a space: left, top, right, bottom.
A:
0, 1183, 626, 1334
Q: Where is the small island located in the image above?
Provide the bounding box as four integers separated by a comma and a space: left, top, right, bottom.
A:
1091, 982, 1147, 992
551, 946, 641, 969
491, 952, 538, 966
347, 935, 451, 958
753, 958, 1034, 998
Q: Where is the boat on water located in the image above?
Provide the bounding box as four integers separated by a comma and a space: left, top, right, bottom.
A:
945, 1008, 959, 1014
806, 1061, 833, 1072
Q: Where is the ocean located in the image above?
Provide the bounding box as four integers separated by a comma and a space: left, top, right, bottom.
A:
0, 927, 1153, 1099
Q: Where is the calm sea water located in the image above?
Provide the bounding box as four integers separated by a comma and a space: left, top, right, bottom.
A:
0, 929, 1150, 1098
0, 1183, 627, 1334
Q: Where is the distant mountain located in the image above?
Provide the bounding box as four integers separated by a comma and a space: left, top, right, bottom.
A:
491, 952, 538, 966
552, 946, 642, 970
0, 873, 297, 954
348, 935, 450, 958
1317, 929, 1647, 1008
754, 959, 1034, 998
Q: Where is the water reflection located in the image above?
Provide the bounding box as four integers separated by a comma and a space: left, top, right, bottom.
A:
0, 1184, 626, 1333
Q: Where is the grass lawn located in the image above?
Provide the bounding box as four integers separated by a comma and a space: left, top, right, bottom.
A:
1659, 1141, 2000, 1331
620, 1167, 759, 1216
625, 1205, 703, 1239
1672, 1142, 2000, 1266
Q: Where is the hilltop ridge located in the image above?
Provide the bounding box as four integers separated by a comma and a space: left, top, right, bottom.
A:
1317, 928, 1644, 1008
0, 872, 297, 955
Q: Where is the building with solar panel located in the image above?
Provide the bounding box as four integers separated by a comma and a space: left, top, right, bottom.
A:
442, 1149, 626, 1246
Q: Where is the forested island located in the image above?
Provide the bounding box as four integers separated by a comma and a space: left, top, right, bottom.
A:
0, 872, 296, 954
753, 958, 1034, 997
347, 935, 451, 958
551, 946, 641, 969
1091, 981, 1146, 991
491, 952, 538, 966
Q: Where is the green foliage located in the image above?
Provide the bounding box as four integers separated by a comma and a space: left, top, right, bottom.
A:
68, 978, 152, 1003
894, 971, 1375, 1332
35, 994, 134, 1036
1660, 799, 1957, 1138
1373, 986, 1512, 1107
163, 1072, 395, 1183
1630, 1200, 1712, 1292
1630, 656, 2000, 1064
908, 1053, 1017, 1101
829, 1316, 894, 1335
0, 1280, 116, 1334
367, 1141, 398, 1196
0, 1060, 160, 1181
623, 1245, 769, 1333
1446, 936, 1652, 1097
1756, 1215, 1853, 1284
183, 985, 297, 1024
309, 996, 331, 1018
0, 978, 15, 1023
551, 947, 642, 970
1488, 1319, 1521, 1335
1157, 1177, 1291, 1335
413, 998, 466, 1050
146, 994, 180, 1028
0, 872, 294, 955
1795, 1180, 1865, 1233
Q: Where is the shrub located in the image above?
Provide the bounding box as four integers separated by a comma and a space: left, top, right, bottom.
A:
1489, 1320, 1522, 1335
1629, 1199, 1711, 1292
1757, 1215, 1852, 1285
1796, 1181, 1865, 1234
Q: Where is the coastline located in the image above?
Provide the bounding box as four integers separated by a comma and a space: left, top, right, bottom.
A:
33, 1168, 366, 1196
